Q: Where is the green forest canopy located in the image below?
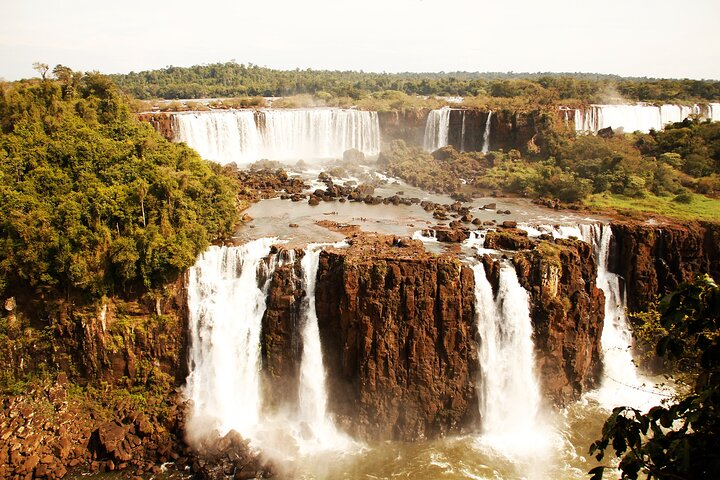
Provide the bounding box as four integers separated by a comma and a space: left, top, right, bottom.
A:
0, 69, 239, 300
109, 61, 720, 104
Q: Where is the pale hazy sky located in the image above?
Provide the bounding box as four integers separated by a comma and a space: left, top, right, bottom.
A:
2, 0, 719, 81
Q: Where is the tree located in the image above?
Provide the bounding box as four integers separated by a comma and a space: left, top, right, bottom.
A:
589, 275, 720, 480
32, 62, 49, 80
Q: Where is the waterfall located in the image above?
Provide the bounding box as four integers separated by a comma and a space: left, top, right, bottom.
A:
423, 107, 451, 152
174, 110, 261, 165
578, 225, 658, 410
472, 262, 542, 440
296, 244, 348, 450
460, 110, 467, 152
184, 238, 277, 439
173, 108, 380, 165
481, 111, 492, 154
708, 103, 720, 122
573, 103, 717, 134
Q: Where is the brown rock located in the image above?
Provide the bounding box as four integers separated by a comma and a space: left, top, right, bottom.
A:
312, 233, 480, 441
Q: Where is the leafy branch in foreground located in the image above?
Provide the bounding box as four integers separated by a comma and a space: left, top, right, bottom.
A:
589, 275, 720, 479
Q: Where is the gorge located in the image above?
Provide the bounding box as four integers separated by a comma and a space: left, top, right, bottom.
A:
2, 73, 719, 480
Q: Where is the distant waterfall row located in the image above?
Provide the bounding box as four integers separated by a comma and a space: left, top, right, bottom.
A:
173, 109, 380, 165
563, 103, 720, 134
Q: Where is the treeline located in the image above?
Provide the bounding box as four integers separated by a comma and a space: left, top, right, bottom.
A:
110, 61, 720, 103
0, 66, 239, 300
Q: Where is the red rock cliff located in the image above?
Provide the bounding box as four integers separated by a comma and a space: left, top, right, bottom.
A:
313, 234, 480, 441
610, 221, 720, 312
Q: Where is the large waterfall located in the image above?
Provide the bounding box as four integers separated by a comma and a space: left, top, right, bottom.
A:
184, 238, 278, 440
423, 107, 451, 152
473, 263, 542, 435
296, 244, 351, 452
173, 108, 380, 165
185, 239, 352, 456
572, 103, 719, 134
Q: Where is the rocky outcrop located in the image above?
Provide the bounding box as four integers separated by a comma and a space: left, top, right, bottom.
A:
610, 221, 720, 312
137, 113, 174, 141
261, 248, 303, 410
313, 234, 480, 441
484, 237, 605, 404
377, 109, 429, 147
0, 375, 187, 479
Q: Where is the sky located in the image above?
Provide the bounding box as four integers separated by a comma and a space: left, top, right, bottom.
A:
1, 0, 719, 81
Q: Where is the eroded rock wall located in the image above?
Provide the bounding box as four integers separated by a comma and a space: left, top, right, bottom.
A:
610, 221, 720, 312
512, 239, 605, 404
377, 109, 429, 148
313, 234, 480, 441
137, 113, 174, 141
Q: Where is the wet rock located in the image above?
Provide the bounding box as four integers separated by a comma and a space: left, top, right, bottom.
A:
611, 221, 720, 312
314, 234, 480, 440
308, 196, 320, 206
511, 238, 605, 403
484, 230, 533, 250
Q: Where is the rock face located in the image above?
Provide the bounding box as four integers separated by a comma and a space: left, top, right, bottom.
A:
512, 239, 605, 404
377, 109, 430, 147
137, 113, 174, 140
481, 236, 605, 404
444, 109, 545, 153
261, 248, 303, 410
313, 234, 480, 441
610, 221, 720, 312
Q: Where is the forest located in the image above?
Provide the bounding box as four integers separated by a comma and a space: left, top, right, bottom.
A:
0, 69, 239, 301
110, 61, 720, 104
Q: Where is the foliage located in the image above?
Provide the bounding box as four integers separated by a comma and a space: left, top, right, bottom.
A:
586, 192, 720, 222
589, 275, 720, 480
0, 68, 239, 299
109, 61, 720, 103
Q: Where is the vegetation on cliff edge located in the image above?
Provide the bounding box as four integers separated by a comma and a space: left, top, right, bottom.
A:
590, 275, 720, 480
0, 67, 239, 299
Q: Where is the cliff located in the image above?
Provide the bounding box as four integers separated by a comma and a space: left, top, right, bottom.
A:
377, 109, 429, 148
136, 113, 174, 141
610, 221, 720, 312
484, 231, 605, 404
0, 285, 190, 478
258, 230, 608, 440
313, 234, 479, 441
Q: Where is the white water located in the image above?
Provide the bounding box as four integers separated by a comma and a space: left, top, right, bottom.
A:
296, 244, 351, 452
423, 107, 451, 151
174, 108, 380, 165
572, 103, 718, 134
481, 111, 492, 154
184, 238, 277, 440
708, 103, 720, 121
472, 262, 546, 458
577, 224, 660, 411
